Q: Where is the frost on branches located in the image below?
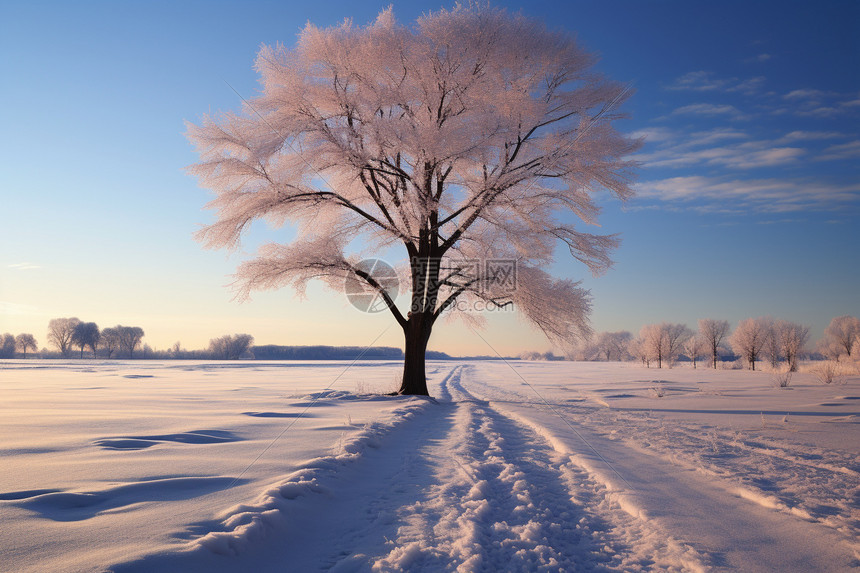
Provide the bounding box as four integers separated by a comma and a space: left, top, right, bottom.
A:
187, 6, 638, 395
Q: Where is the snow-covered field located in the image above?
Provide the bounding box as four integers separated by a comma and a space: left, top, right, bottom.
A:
1, 360, 858, 572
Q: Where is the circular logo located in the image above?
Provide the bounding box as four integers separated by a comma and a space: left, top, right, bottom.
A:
344, 259, 400, 313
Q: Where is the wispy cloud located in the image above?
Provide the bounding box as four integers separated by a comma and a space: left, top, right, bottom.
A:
7, 262, 41, 270
635, 176, 860, 213
771, 90, 860, 117
666, 71, 765, 94
627, 127, 675, 143
633, 139, 804, 170
779, 130, 845, 142
818, 140, 860, 161
745, 53, 772, 63
672, 103, 745, 118
783, 89, 829, 101
0, 301, 41, 315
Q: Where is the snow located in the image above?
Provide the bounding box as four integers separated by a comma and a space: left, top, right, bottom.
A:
1, 360, 858, 572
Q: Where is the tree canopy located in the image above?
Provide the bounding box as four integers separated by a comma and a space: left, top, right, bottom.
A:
188, 6, 638, 394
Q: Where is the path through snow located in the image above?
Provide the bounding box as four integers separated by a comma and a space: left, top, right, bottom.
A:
110, 363, 858, 571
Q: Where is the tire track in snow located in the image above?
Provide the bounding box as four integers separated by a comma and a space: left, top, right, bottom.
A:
431, 366, 707, 572
372, 365, 625, 571
458, 365, 860, 572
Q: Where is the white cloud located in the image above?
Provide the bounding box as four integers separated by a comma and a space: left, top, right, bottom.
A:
666, 71, 764, 95
683, 128, 748, 147
627, 127, 675, 143
0, 301, 41, 315
7, 262, 41, 270
841, 95, 860, 108
634, 176, 860, 213
818, 140, 860, 161
633, 140, 804, 170
779, 131, 844, 142
672, 103, 744, 117
773, 90, 860, 117
783, 89, 828, 100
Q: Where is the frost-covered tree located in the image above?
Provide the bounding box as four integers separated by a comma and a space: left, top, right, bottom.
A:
209, 334, 255, 360
730, 317, 771, 371
776, 320, 809, 372
628, 337, 649, 367
48, 317, 81, 358
114, 326, 144, 359
822, 315, 860, 360
595, 331, 633, 361
72, 322, 100, 359
761, 317, 780, 369
640, 323, 691, 368
698, 318, 729, 369
0, 333, 16, 358
101, 327, 120, 358
683, 335, 707, 369
187, 6, 637, 395
15, 333, 38, 358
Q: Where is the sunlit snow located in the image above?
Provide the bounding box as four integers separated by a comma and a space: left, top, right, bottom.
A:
1, 360, 858, 572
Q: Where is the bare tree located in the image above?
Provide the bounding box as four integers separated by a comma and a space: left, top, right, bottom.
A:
665, 323, 692, 367
731, 317, 770, 371
101, 327, 120, 358
761, 317, 780, 369
170, 341, 184, 358
0, 334, 16, 358
628, 337, 649, 367
209, 334, 255, 360
639, 325, 663, 368
72, 322, 100, 359
113, 326, 144, 358
775, 320, 809, 372
595, 331, 633, 361
683, 335, 707, 369
48, 317, 81, 358
15, 333, 38, 358
187, 6, 637, 395
640, 323, 691, 368
822, 315, 860, 360
698, 319, 729, 369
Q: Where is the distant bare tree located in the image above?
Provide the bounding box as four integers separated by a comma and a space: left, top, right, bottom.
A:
101, 327, 120, 358
209, 334, 255, 360
683, 335, 707, 369
822, 315, 860, 360
640, 322, 691, 368
761, 317, 780, 368
170, 341, 184, 358
48, 317, 81, 358
595, 331, 633, 361
628, 337, 649, 367
698, 319, 729, 369
776, 320, 809, 372
731, 317, 771, 371
665, 323, 692, 367
72, 322, 100, 358
114, 326, 144, 358
0, 334, 16, 358
15, 333, 38, 358
639, 325, 663, 368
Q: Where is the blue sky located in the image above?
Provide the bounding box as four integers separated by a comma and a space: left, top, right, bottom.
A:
1, 0, 858, 356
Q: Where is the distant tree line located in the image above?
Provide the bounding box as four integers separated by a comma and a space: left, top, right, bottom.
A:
571, 315, 859, 371
40, 318, 147, 359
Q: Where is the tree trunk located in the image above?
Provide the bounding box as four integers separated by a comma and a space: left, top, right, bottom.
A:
398, 312, 431, 396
